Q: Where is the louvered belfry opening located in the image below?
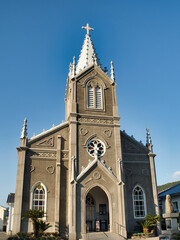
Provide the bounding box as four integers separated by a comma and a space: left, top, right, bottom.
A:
95, 86, 102, 109
88, 85, 94, 108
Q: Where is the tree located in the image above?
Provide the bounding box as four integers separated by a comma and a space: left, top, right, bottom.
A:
22, 209, 51, 237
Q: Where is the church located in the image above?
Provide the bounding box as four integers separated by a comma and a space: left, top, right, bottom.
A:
13, 24, 160, 240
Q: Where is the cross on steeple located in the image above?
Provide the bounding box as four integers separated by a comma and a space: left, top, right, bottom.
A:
82, 23, 94, 35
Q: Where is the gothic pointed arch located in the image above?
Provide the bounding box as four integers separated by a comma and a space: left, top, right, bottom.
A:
30, 182, 47, 214
82, 184, 112, 233
132, 185, 147, 219
83, 134, 110, 149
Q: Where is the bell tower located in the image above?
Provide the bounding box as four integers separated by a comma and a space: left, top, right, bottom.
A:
66, 24, 127, 239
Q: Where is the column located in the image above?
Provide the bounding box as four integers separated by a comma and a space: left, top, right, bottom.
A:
149, 152, 161, 234
12, 143, 27, 234
54, 135, 62, 232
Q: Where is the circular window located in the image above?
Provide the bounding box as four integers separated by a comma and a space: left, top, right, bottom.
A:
87, 139, 105, 158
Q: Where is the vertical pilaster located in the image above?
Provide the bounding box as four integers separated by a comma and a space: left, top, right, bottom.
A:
113, 123, 127, 238
54, 135, 62, 232
13, 139, 27, 234
68, 77, 77, 239
69, 120, 77, 240
149, 153, 161, 234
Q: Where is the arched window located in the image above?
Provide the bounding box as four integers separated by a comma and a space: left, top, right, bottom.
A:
88, 86, 94, 108
87, 84, 103, 110
132, 185, 146, 218
32, 183, 47, 212
95, 86, 102, 109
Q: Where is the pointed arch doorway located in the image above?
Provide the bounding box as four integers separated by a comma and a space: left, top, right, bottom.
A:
86, 186, 109, 232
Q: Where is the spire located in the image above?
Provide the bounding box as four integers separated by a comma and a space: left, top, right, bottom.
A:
21, 118, 27, 138
146, 128, 153, 152
110, 61, 115, 82
76, 23, 101, 74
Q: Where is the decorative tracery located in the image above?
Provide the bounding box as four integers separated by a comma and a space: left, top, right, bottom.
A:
132, 185, 146, 218
32, 183, 46, 211
87, 139, 105, 158
87, 82, 103, 110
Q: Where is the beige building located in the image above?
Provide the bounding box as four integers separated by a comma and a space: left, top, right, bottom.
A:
13, 24, 159, 239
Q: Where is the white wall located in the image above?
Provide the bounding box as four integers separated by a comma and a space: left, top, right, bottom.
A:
0, 206, 6, 231
6, 204, 14, 234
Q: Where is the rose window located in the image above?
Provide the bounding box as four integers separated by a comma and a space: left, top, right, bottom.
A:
87, 139, 105, 158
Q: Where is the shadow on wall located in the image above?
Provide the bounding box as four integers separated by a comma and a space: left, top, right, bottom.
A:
0, 218, 3, 231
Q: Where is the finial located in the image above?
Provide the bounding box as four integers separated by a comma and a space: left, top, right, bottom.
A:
146, 128, 153, 152
82, 23, 94, 35
69, 62, 73, 76
110, 61, 115, 82
104, 67, 108, 74
20, 118, 27, 138
72, 56, 76, 78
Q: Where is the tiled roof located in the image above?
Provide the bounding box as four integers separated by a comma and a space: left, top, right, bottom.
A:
158, 183, 180, 197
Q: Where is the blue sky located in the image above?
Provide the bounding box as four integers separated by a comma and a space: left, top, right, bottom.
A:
0, 0, 180, 207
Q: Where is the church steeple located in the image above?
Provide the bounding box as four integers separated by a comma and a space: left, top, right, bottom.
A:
76, 23, 101, 74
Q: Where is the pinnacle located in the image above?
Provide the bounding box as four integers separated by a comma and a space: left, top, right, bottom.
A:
20, 118, 28, 139
76, 28, 101, 74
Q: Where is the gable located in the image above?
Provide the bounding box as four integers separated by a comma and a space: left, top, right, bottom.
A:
76, 65, 115, 117
76, 159, 118, 185
121, 130, 149, 154
76, 64, 113, 86
28, 122, 69, 149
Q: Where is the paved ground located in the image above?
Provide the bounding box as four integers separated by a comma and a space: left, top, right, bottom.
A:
0, 232, 8, 240
85, 232, 125, 240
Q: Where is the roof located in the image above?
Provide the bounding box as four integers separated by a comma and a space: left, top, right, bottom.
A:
7, 193, 15, 204
158, 183, 180, 198
0, 205, 7, 210
28, 121, 69, 143
76, 25, 101, 74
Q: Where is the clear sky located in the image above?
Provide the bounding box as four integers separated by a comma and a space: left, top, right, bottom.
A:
0, 0, 180, 207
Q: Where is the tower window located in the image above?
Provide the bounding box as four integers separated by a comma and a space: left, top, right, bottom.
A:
87, 84, 103, 110
132, 185, 146, 218
88, 86, 94, 108
95, 86, 102, 109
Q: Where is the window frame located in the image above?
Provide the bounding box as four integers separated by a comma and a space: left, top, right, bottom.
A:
172, 201, 179, 213
85, 81, 105, 111
132, 185, 147, 219
31, 182, 47, 218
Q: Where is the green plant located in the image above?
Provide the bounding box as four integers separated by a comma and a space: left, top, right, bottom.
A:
22, 209, 51, 238
145, 214, 162, 226
140, 220, 152, 231
39, 220, 52, 235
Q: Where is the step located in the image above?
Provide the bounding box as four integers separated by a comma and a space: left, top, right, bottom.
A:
82, 232, 126, 240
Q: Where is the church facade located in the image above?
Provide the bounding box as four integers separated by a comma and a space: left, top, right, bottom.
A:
13, 24, 160, 239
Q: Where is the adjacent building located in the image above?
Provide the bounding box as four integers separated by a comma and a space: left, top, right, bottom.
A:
6, 193, 15, 235
0, 205, 8, 232
159, 183, 180, 215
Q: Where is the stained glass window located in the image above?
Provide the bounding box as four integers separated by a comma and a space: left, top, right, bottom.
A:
87, 139, 105, 158
32, 184, 46, 211
133, 186, 146, 218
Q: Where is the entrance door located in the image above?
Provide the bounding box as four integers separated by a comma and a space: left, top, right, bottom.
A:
86, 186, 109, 232
86, 194, 95, 232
